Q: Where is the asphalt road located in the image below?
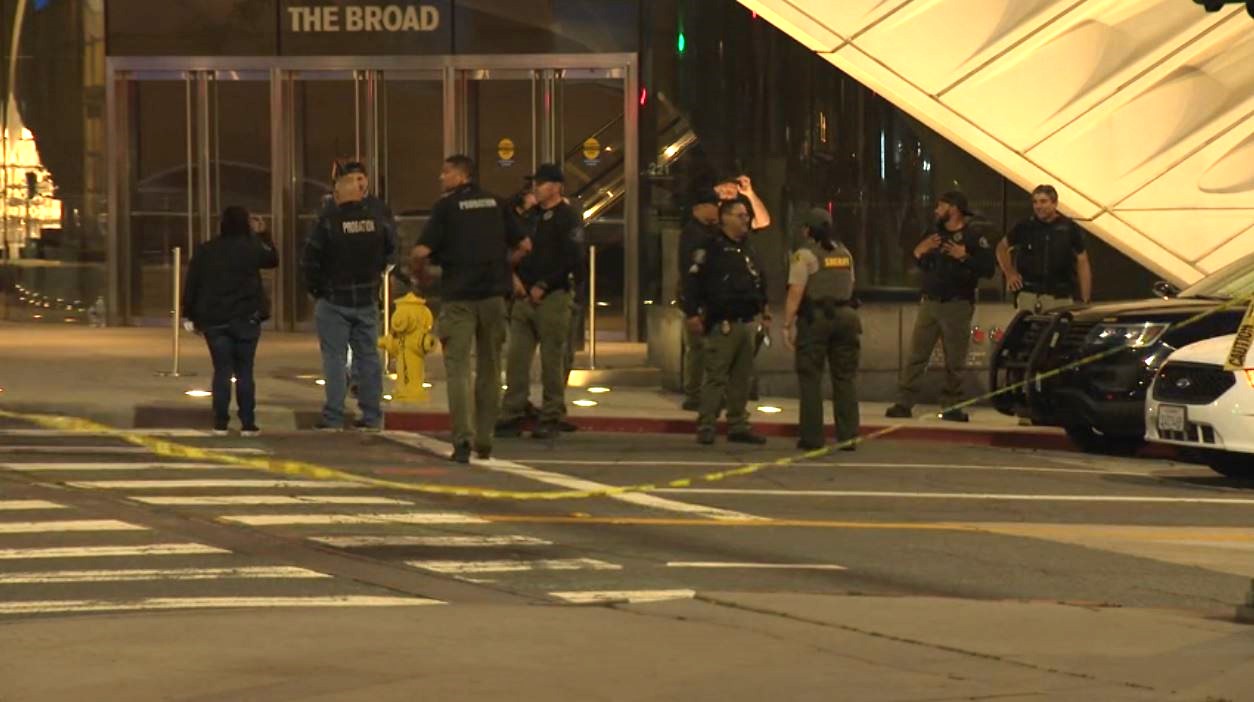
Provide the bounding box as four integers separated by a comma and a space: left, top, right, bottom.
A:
2, 418, 1252, 700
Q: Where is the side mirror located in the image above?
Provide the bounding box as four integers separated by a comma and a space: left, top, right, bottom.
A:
1151, 280, 1180, 299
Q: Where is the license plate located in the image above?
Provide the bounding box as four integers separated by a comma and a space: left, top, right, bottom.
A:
1157, 404, 1186, 433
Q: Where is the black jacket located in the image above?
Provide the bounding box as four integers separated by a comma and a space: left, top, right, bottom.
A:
419, 183, 526, 301
183, 233, 278, 330
517, 201, 582, 294
302, 199, 398, 308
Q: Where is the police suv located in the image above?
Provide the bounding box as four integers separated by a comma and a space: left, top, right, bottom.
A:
990, 252, 1254, 453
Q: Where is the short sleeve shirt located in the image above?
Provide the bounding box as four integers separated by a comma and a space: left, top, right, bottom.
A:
788, 248, 820, 287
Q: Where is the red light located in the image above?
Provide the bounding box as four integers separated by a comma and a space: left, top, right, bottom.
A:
970, 326, 987, 344
991, 327, 1005, 343
639, 87, 648, 107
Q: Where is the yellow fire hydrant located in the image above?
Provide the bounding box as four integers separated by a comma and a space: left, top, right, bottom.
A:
379, 292, 436, 402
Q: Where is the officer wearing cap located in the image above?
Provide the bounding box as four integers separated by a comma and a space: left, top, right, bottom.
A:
410, 155, 528, 463
497, 164, 583, 440
783, 208, 860, 451
684, 199, 770, 446
886, 191, 994, 422
678, 189, 722, 411
302, 160, 398, 432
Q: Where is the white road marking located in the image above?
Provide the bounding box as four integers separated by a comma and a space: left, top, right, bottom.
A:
550, 589, 696, 605
381, 431, 763, 522
0, 500, 65, 511
68, 479, 364, 490
0, 429, 211, 437
220, 512, 488, 526
0, 520, 148, 534
666, 561, 846, 570
0, 566, 331, 584
0, 446, 267, 455
310, 535, 551, 548
522, 459, 1148, 477
129, 495, 410, 506
0, 543, 230, 559
0, 595, 443, 615
407, 558, 622, 574
652, 489, 1254, 506
1, 462, 227, 472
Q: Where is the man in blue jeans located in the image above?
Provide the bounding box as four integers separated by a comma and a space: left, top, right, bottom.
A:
302, 161, 397, 431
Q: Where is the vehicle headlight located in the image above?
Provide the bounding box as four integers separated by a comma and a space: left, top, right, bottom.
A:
1087, 322, 1168, 349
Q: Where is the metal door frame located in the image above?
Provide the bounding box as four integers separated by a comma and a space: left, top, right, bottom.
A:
106, 54, 639, 335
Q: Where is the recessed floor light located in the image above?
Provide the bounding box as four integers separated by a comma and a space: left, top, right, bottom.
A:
756, 406, 783, 414
587, 387, 611, 394
184, 390, 212, 398
572, 399, 598, 408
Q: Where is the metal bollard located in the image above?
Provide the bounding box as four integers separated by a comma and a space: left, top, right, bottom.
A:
587, 244, 597, 370
381, 266, 393, 371
157, 246, 183, 378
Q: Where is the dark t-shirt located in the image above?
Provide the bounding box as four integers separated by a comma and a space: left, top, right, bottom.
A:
419, 184, 525, 301
1007, 215, 1085, 295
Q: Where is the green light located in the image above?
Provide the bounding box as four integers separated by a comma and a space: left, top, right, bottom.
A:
677, 31, 686, 54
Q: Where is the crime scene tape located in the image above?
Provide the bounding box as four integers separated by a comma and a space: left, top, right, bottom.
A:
1, 292, 1251, 501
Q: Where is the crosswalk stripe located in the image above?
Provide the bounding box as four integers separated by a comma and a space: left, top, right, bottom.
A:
666, 562, 847, 570
0, 520, 148, 534
0, 595, 444, 615
407, 558, 621, 574
0, 446, 267, 455
1, 462, 226, 472
310, 535, 551, 548
129, 495, 411, 506
0, 500, 65, 511
68, 479, 364, 490
0, 543, 230, 559
549, 589, 696, 605
220, 512, 487, 526
0, 566, 331, 584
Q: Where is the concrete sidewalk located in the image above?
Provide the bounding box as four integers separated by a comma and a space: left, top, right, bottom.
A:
1, 593, 1249, 701
1, 322, 1073, 450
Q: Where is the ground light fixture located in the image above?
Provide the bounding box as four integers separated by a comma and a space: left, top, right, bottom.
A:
756, 405, 783, 414
571, 399, 598, 408
315, 379, 326, 386
383, 394, 393, 401
586, 386, 611, 394
422, 382, 433, 389
184, 390, 212, 398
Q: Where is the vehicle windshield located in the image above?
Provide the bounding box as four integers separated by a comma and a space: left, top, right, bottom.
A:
1178, 252, 1254, 300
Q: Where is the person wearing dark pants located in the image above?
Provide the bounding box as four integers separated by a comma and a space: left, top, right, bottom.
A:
182, 206, 278, 436
683, 199, 770, 446
302, 160, 397, 432
886, 191, 994, 422
783, 209, 860, 451
679, 190, 721, 411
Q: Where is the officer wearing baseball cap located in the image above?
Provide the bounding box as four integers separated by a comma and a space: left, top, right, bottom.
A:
886, 191, 994, 422
782, 208, 860, 450
497, 163, 583, 440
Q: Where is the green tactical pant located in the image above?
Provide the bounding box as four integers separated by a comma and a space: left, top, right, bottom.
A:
796, 306, 861, 446
698, 320, 756, 433
1014, 291, 1073, 313
439, 297, 507, 451
502, 290, 572, 425
897, 299, 973, 409
682, 325, 706, 404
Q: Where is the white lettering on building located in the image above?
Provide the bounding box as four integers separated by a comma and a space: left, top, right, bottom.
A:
289, 4, 441, 33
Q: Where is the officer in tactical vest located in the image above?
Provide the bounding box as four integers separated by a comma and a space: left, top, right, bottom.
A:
302, 160, 398, 432
886, 191, 994, 422
410, 155, 528, 463
683, 199, 770, 446
783, 208, 860, 451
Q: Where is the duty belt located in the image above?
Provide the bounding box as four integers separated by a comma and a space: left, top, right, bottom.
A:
800, 297, 851, 323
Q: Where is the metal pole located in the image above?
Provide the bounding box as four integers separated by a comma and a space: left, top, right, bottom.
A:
156, 246, 183, 378
588, 244, 597, 369
381, 267, 392, 372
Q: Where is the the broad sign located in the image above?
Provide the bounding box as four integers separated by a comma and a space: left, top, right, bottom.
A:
281, 1, 452, 54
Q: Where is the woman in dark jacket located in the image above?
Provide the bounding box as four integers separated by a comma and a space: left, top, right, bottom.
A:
182, 206, 279, 435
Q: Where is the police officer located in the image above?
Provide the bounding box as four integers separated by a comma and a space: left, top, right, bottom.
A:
679, 190, 721, 411
410, 155, 527, 463
302, 160, 397, 432
783, 209, 859, 451
497, 164, 582, 440
997, 184, 1092, 312
885, 191, 994, 422
684, 199, 769, 445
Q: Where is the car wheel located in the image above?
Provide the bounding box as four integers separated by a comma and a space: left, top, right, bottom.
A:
1205, 452, 1253, 480
1064, 424, 1145, 455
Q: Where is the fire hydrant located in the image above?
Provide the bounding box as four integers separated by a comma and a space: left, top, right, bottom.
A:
379, 292, 436, 402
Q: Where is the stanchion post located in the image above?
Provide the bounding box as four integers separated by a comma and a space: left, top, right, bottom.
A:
156, 246, 183, 378
382, 267, 392, 371
588, 244, 597, 370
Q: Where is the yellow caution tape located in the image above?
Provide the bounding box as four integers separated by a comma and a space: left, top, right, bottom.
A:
1, 293, 1250, 501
